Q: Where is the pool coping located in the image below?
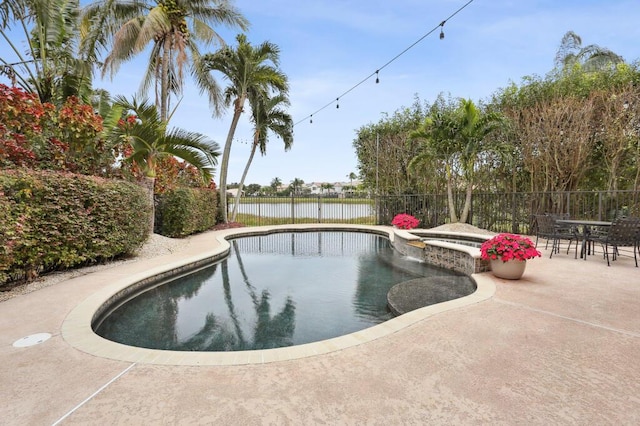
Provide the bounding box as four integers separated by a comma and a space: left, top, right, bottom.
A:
61, 224, 496, 366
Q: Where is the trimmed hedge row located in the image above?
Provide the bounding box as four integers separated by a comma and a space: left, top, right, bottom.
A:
0, 169, 151, 285
156, 187, 218, 237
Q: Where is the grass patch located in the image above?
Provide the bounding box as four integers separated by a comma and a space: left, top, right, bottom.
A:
236, 214, 376, 227
238, 197, 374, 205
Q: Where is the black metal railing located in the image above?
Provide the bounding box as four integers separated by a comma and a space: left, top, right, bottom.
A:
232, 195, 376, 226
231, 191, 640, 233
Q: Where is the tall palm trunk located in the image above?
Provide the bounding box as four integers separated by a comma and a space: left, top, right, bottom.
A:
231, 140, 258, 222
460, 183, 473, 223
219, 95, 246, 223
142, 176, 156, 235
445, 163, 458, 223
160, 41, 171, 122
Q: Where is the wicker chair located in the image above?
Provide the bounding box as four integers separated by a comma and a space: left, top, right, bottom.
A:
534, 214, 578, 258
588, 217, 640, 267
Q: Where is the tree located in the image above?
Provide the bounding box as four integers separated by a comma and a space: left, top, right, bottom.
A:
410, 97, 503, 223
113, 95, 220, 233
0, 0, 94, 104
270, 177, 282, 192
347, 172, 357, 186
81, 0, 248, 121
244, 183, 262, 195
289, 178, 304, 195
230, 92, 293, 221
455, 99, 504, 222
320, 182, 334, 194
353, 97, 426, 195
490, 60, 640, 194
409, 96, 460, 220
200, 34, 288, 222
554, 31, 624, 73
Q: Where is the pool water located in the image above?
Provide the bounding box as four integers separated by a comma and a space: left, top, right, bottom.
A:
95, 231, 475, 352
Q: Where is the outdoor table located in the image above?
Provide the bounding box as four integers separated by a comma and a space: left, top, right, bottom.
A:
557, 219, 612, 259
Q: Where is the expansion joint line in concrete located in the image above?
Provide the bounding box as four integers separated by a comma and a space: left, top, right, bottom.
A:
51, 363, 137, 425
494, 298, 640, 338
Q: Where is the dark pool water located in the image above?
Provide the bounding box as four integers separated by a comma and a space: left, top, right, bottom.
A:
95, 231, 475, 352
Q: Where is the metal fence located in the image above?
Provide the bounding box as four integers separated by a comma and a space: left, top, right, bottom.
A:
232, 191, 640, 233
232, 195, 377, 226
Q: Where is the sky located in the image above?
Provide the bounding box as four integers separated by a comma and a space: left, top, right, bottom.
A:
4, 0, 640, 187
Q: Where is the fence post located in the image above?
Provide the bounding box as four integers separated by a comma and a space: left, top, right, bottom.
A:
598, 191, 603, 221
318, 196, 322, 223
291, 193, 295, 224
512, 192, 518, 233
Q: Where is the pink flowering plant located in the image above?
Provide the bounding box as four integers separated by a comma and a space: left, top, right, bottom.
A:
480, 233, 541, 262
391, 213, 420, 230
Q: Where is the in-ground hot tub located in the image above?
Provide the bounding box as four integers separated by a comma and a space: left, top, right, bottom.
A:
391, 228, 492, 275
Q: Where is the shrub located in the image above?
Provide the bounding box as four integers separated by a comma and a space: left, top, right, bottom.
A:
391, 213, 420, 230
0, 169, 151, 285
156, 187, 217, 237
0, 85, 110, 175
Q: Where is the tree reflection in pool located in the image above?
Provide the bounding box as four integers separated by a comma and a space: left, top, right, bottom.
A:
95, 231, 475, 352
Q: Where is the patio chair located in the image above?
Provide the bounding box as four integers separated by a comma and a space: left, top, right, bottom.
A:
588, 217, 640, 267
533, 214, 578, 258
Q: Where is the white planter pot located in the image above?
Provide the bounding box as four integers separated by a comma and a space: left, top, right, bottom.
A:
490, 259, 527, 280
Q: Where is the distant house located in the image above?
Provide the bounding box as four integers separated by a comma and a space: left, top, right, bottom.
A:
302, 181, 361, 195
226, 188, 244, 198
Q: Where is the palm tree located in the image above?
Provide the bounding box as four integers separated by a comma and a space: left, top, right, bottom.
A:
347, 172, 357, 186
455, 99, 503, 222
270, 177, 282, 193
200, 34, 288, 222
230, 92, 293, 222
81, 0, 249, 121
289, 178, 304, 195
410, 98, 503, 223
113, 95, 220, 233
410, 98, 460, 222
0, 0, 94, 104
554, 31, 624, 73
320, 183, 334, 195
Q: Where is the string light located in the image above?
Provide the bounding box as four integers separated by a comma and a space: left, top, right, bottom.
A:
293, 0, 475, 127
336, 98, 340, 109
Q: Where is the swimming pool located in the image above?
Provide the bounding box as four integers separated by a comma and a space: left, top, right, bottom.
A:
94, 231, 475, 352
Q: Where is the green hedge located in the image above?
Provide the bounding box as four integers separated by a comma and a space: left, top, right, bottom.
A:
156, 187, 217, 237
0, 169, 151, 285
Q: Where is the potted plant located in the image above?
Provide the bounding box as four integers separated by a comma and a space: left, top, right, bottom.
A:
391, 213, 420, 230
480, 233, 541, 279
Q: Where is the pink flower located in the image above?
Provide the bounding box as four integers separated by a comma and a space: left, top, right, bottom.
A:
391, 213, 420, 230
480, 233, 541, 262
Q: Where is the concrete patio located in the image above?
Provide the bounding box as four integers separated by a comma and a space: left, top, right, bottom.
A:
1, 226, 639, 425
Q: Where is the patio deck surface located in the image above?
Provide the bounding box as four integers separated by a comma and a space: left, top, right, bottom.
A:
1, 225, 639, 425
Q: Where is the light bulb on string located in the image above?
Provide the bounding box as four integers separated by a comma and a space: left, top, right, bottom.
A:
290, 0, 476, 130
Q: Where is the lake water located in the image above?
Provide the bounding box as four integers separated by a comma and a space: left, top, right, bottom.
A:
236, 202, 374, 220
